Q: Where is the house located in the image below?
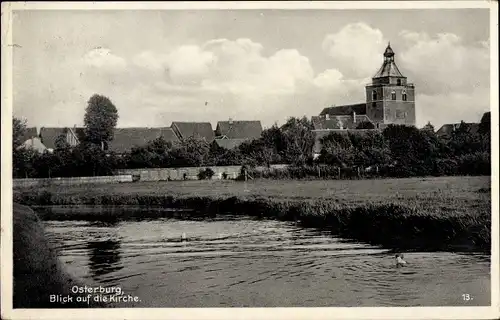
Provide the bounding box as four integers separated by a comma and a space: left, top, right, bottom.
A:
39, 127, 82, 152
171, 122, 215, 142
17, 137, 47, 153
108, 127, 179, 154
213, 119, 263, 149
436, 122, 480, 139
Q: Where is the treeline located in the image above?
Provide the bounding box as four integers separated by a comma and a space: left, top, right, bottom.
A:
13, 112, 491, 179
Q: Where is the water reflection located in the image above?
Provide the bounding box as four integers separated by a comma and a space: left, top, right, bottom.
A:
44, 216, 490, 307
87, 239, 123, 279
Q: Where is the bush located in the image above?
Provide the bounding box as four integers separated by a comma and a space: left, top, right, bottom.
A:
198, 167, 215, 180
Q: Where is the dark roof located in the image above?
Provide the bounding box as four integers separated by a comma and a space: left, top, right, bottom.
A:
39, 127, 66, 150
373, 44, 405, 78
108, 127, 179, 153
21, 127, 38, 142
215, 138, 247, 150
215, 120, 263, 139
171, 122, 215, 141
319, 103, 366, 116
436, 123, 480, 138
312, 115, 372, 130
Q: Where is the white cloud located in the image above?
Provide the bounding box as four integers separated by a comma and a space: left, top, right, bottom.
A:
416, 87, 489, 128
322, 23, 387, 79
15, 25, 490, 130
398, 31, 490, 128
399, 31, 489, 95
83, 47, 127, 71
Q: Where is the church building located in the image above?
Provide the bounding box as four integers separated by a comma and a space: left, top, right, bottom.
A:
312, 43, 416, 131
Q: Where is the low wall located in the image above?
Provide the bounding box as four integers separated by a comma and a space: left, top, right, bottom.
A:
13, 175, 133, 188
117, 164, 289, 181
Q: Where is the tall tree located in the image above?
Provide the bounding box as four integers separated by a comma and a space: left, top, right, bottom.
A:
83, 94, 119, 148
13, 117, 27, 150
280, 116, 315, 165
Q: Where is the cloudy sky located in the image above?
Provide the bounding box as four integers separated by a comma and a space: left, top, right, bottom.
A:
12, 8, 490, 129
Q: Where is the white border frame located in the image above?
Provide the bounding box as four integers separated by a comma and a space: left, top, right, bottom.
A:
1, 2, 498, 320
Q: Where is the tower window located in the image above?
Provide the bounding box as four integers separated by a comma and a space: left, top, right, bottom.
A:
402, 90, 407, 101
391, 91, 396, 100
397, 79, 401, 86
372, 90, 377, 101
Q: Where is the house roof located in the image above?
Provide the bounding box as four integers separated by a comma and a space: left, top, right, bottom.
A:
171, 122, 215, 141
215, 138, 247, 150
39, 127, 66, 150
373, 44, 405, 79
319, 103, 367, 116
436, 122, 480, 137
108, 127, 179, 153
312, 115, 372, 130
215, 120, 263, 139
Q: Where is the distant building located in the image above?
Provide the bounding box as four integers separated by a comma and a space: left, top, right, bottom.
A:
171, 122, 215, 142
17, 137, 47, 153
108, 127, 179, 154
313, 43, 415, 131
39, 127, 81, 152
436, 122, 480, 139
312, 43, 416, 158
214, 119, 263, 149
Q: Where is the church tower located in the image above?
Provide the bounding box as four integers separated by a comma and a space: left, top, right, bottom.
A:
365, 43, 416, 128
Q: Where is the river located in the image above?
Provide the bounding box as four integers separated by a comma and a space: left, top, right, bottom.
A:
43, 214, 490, 307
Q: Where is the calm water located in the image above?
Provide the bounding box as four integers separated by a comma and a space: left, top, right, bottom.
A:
43, 215, 490, 307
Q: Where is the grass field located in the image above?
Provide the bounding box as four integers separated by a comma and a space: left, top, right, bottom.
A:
14, 176, 491, 252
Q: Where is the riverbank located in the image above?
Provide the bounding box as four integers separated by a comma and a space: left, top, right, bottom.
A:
13, 176, 491, 252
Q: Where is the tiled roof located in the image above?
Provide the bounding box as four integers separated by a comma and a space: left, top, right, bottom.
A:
39, 127, 66, 150
214, 138, 247, 150
108, 127, 179, 153
215, 120, 263, 139
312, 115, 372, 130
171, 122, 215, 141
319, 103, 367, 116
436, 123, 480, 138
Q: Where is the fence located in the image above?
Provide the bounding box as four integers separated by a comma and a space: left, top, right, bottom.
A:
116, 164, 290, 182
13, 175, 133, 188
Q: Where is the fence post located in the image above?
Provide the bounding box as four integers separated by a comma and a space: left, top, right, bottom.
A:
338, 167, 340, 179
357, 166, 360, 178
318, 166, 321, 178
244, 169, 248, 182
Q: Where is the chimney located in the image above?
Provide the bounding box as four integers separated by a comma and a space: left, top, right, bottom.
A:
325, 114, 330, 120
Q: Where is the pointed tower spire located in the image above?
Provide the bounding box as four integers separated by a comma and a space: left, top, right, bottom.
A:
373, 42, 403, 78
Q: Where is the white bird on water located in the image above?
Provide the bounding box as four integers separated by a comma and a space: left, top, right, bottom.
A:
395, 253, 407, 267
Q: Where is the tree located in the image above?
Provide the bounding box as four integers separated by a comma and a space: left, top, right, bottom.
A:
280, 116, 315, 165
356, 121, 375, 130
422, 122, 435, 133
83, 94, 119, 147
171, 137, 211, 167
55, 132, 71, 151
13, 117, 27, 150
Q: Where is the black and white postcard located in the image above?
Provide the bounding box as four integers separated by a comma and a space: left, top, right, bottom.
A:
1, 1, 498, 320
